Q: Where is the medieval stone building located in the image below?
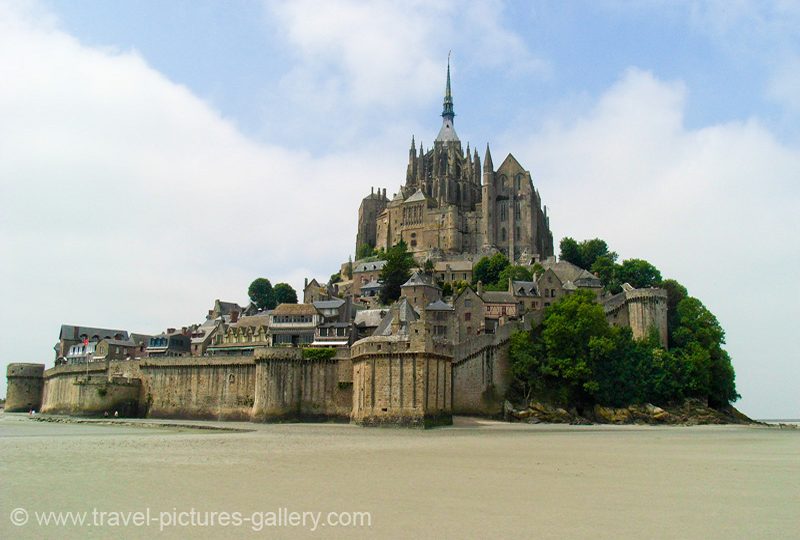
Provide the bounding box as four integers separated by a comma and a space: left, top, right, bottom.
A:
356, 61, 554, 263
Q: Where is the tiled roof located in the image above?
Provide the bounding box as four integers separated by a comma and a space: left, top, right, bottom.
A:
272, 303, 318, 316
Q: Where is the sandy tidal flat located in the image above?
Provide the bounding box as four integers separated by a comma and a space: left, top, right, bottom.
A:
1, 413, 798, 539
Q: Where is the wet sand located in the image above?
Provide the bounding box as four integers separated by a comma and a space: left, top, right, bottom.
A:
1, 413, 798, 539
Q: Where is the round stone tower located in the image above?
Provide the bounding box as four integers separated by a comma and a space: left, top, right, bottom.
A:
5, 363, 45, 412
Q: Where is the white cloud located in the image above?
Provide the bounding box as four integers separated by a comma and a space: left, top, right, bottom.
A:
511, 68, 800, 418
260, 0, 547, 147
0, 1, 396, 390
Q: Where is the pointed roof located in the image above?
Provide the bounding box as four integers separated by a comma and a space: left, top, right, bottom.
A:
497, 153, 525, 174
435, 56, 459, 143
404, 189, 428, 203
374, 298, 419, 336
483, 144, 493, 172
401, 271, 439, 289
442, 55, 455, 120
425, 299, 454, 311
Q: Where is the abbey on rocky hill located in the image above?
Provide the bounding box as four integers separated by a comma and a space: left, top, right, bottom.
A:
356, 60, 554, 263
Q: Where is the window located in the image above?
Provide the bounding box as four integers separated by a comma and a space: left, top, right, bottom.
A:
464, 299, 472, 308
501, 228, 506, 241
464, 312, 471, 321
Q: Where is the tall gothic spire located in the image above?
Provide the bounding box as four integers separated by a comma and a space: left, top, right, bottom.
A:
442, 53, 455, 120
435, 52, 459, 143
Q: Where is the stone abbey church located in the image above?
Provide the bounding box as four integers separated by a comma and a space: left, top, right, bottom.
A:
356, 62, 555, 263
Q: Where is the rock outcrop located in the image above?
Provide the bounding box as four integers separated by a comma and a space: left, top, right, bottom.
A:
507, 398, 756, 425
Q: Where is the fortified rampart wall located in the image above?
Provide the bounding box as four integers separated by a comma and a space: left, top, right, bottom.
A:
41, 363, 141, 416
5, 363, 46, 412
140, 357, 257, 421
31, 348, 354, 422
451, 321, 520, 415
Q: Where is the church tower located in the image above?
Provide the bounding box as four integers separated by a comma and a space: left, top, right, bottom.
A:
361, 56, 554, 262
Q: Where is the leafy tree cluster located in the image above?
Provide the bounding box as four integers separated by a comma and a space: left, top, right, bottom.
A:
560, 237, 662, 294
247, 278, 297, 310
378, 241, 415, 305
510, 288, 738, 410
472, 253, 533, 291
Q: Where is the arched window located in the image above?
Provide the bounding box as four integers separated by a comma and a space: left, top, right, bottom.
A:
499, 175, 507, 190
501, 228, 507, 241
515, 174, 522, 191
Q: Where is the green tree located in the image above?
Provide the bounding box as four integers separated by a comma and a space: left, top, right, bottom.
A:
248, 278, 275, 310
560, 237, 617, 269
273, 283, 298, 305
671, 296, 738, 406
423, 259, 435, 276
378, 241, 415, 305
356, 243, 375, 260
616, 258, 662, 289
538, 290, 611, 404
498, 265, 533, 285
660, 279, 688, 347
473, 252, 509, 286
559, 237, 581, 267
591, 254, 620, 292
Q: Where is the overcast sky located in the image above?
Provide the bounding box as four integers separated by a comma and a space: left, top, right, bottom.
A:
1, 0, 798, 419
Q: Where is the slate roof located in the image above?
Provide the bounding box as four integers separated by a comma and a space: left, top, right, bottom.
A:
480, 291, 516, 304
59, 325, 129, 341
425, 300, 454, 311
512, 280, 539, 297
361, 279, 382, 290
540, 261, 602, 288
404, 189, 427, 203
374, 298, 419, 336
100, 339, 137, 347
353, 260, 387, 273
401, 271, 439, 288
313, 298, 346, 310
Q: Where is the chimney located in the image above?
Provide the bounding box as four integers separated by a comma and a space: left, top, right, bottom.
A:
304, 277, 308, 289
231, 311, 239, 323
181, 326, 188, 336
167, 328, 176, 334
477, 281, 484, 296
382, 188, 386, 199
208, 309, 214, 318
